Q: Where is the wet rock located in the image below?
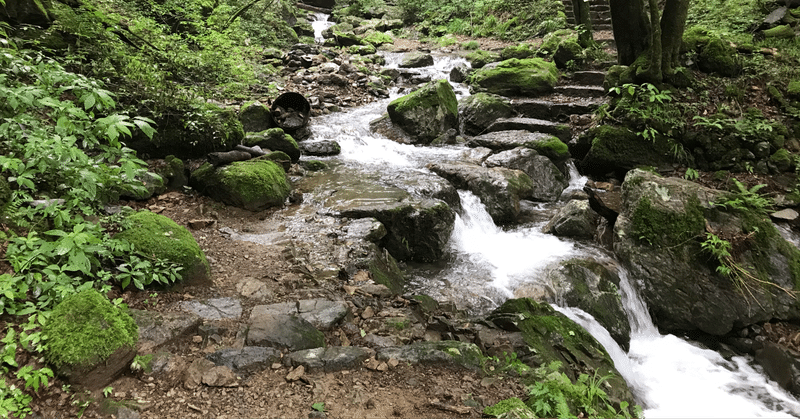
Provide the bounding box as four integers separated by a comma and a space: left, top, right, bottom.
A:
131, 309, 202, 349
180, 298, 242, 321
484, 147, 568, 202
246, 312, 325, 351
580, 125, 681, 179
585, 182, 623, 223
542, 200, 599, 239
771, 208, 799, 222
190, 160, 291, 211
399, 51, 434, 68
346, 218, 387, 243
449, 63, 471, 83
387, 79, 459, 145
755, 342, 800, 396
288, 346, 372, 372
376, 341, 484, 368
428, 162, 533, 224
207, 347, 281, 376
541, 259, 631, 349
300, 139, 341, 156
458, 93, 514, 137
614, 169, 800, 335
468, 58, 558, 96
383, 170, 461, 211
487, 298, 634, 405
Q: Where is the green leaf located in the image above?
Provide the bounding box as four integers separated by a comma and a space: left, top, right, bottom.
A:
83, 94, 96, 110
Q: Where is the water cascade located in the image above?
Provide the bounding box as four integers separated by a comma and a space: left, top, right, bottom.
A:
276, 53, 800, 416
310, 13, 335, 44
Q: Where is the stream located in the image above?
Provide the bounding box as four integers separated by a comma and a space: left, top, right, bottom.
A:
256, 47, 800, 415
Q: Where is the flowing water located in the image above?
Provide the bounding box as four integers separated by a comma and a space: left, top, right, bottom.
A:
310, 13, 335, 44
264, 48, 800, 416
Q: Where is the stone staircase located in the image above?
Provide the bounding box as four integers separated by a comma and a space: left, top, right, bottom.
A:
484, 70, 608, 145
561, 0, 613, 32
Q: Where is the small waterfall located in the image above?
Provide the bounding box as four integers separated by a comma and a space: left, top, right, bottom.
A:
562, 160, 588, 196
311, 13, 335, 44
560, 268, 800, 418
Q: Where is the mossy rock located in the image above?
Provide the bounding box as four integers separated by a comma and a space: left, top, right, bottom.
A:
349, 43, 377, 55
788, 80, 800, 100
698, 37, 741, 77
116, 211, 210, 282
387, 79, 459, 144
457, 92, 514, 136
367, 250, 406, 294
500, 43, 536, 60
303, 160, 328, 171
579, 124, 677, 178
43, 289, 137, 388
764, 24, 795, 39
468, 58, 559, 97
771, 148, 794, 172
362, 31, 393, 46
190, 160, 291, 211
538, 29, 578, 55
239, 101, 274, 133
130, 103, 244, 159
244, 127, 301, 162
487, 298, 634, 404
553, 38, 583, 69
464, 49, 500, 69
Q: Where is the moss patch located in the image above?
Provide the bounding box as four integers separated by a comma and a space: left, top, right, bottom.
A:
43, 289, 138, 369
469, 58, 559, 96
116, 211, 209, 281
526, 135, 570, 161
465, 50, 500, 68
484, 397, 535, 418
630, 196, 705, 247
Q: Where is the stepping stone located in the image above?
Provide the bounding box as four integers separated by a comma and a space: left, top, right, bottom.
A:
554, 85, 606, 98
180, 298, 242, 320
571, 71, 606, 86
251, 299, 350, 331
511, 98, 603, 120
246, 312, 324, 351
486, 117, 570, 142
207, 346, 281, 376
131, 309, 202, 349
288, 346, 372, 372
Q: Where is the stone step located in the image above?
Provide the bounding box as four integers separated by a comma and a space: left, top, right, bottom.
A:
591, 11, 612, 20
594, 24, 613, 31
570, 70, 607, 86
511, 98, 603, 121
486, 117, 571, 142
554, 85, 607, 98
590, 4, 610, 12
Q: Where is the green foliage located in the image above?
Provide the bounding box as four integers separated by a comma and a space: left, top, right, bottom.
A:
684, 167, 700, 180
715, 179, 772, 214
484, 397, 535, 418
311, 402, 326, 412
523, 361, 640, 418
130, 353, 154, 373
397, 0, 566, 40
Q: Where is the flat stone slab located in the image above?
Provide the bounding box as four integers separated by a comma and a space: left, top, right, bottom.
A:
246, 312, 325, 351
288, 346, 372, 372
771, 208, 799, 222
207, 346, 281, 376
251, 299, 349, 331
131, 309, 202, 349
180, 298, 242, 320
554, 85, 606, 98
376, 341, 483, 369
511, 98, 603, 120
487, 117, 570, 141
469, 130, 560, 151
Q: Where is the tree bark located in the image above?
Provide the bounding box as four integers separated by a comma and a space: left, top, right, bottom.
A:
571, 0, 594, 47
660, 0, 691, 76
609, 0, 650, 65
637, 0, 662, 83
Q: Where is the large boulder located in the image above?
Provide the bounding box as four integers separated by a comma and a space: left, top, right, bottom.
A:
458, 93, 514, 136
484, 147, 568, 202
243, 128, 301, 162
190, 159, 292, 211
387, 79, 459, 145
614, 169, 800, 335
42, 290, 138, 389
468, 131, 570, 165
115, 211, 210, 282
1, 0, 52, 26
129, 103, 244, 159
239, 101, 274, 133
428, 162, 533, 224
580, 125, 678, 179
468, 58, 559, 97
487, 298, 634, 405
399, 51, 434, 68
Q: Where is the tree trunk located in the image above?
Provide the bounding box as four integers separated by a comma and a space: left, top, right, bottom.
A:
660, 0, 690, 76
637, 0, 662, 83
571, 0, 594, 48
609, 0, 650, 65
